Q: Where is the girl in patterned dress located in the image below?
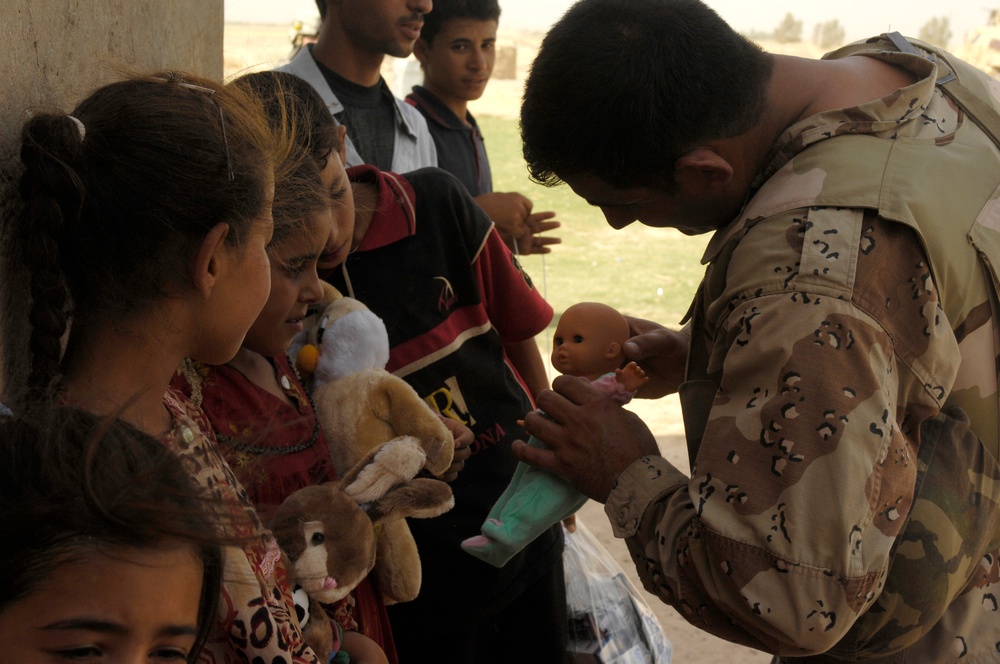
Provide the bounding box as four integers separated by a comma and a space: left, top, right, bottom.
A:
12, 71, 325, 663
184, 71, 473, 664
171, 98, 390, 662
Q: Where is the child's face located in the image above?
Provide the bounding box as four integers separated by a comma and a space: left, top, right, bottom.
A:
415, 18, 498, 104
318, 151, 357, 271
0, 544, 204, 662
551, 306, 624, 380
243, 208, 333, 357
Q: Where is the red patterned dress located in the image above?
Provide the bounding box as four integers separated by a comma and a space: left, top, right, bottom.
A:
171, 355, 396, 662
162, 388, 319, 663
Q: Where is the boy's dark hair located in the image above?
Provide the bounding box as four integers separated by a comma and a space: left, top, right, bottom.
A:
521, 0, 773, 189
14, 72, 279, 393
315, 0, 326, 21
0, 407, 231, 661
421, 0, 501, 45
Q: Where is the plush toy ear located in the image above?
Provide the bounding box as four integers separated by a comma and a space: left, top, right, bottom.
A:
366, 477, 455, 526
338, 436, 454, 524
319, 283, 344, 308
339, 436, 427, 504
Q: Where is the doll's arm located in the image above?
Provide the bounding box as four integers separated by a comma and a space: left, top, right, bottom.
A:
615, 361, 650, 394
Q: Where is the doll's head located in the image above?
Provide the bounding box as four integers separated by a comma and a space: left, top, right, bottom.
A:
551, 302, 630, 380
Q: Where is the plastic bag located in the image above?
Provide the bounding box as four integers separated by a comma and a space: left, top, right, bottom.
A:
564, 521, 672, 664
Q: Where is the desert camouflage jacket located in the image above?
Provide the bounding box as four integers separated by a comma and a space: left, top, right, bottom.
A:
606, 37, 1000, 662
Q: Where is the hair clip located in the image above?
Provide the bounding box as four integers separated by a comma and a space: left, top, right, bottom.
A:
151, 74, 215, 95
174, 81, 217, 95
152, 75, 234, 181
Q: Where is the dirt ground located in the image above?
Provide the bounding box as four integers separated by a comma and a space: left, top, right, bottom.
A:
224, 23, 775, 663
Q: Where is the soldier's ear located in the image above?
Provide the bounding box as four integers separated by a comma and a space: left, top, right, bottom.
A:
674, 148, 733, 191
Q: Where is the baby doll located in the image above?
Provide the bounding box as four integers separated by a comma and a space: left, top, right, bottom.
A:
462, 302, 648, 567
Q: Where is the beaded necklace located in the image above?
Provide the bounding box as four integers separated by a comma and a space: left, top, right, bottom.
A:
215, 353, 322, 456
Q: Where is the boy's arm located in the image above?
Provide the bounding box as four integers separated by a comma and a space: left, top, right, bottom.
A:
503, 338, 550, 401
475, 192, 561, 255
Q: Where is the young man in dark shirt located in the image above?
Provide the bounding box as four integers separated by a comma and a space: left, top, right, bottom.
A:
279, 0, 439, 172
406, 0, 562, 255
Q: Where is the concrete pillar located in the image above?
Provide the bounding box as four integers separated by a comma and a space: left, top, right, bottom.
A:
0, 0, 223, 403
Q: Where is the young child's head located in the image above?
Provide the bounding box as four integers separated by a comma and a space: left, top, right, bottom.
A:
551, 302, 630, 380
232, 71, 356, 273
0, 407, 228, 662
414, 0, 501, 104
243, 149, 333, 357
15, 72, 281, 390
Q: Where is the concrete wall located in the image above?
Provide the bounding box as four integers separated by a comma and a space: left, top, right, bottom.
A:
0, 0, 223, 402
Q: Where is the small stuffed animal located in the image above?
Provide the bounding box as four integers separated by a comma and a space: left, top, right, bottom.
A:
268, 436, 455, 658
294, 293, 456, 604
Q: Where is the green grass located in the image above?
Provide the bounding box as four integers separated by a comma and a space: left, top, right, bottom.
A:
477, 114, 710, 338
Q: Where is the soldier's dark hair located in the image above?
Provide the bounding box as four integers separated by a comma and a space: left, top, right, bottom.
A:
521, 0, 773, 188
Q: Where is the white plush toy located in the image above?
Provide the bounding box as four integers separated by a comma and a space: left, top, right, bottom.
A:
294, 289, 455, 604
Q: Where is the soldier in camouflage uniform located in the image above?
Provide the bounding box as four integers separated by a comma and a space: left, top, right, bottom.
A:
516, 0, 1000, 662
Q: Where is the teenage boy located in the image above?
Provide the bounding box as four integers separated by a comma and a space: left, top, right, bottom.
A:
326, 163, 568, 663
406, 0, 561, 255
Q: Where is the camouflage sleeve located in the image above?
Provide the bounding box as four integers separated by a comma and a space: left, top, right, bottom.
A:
605, 209, 962, 656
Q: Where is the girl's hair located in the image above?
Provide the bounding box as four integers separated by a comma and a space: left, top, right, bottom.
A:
0, 406, 230, 661
15, 71, 280, 393
231, 70, 342, 173
270, 150, 331, 248
230, 71, 343, 249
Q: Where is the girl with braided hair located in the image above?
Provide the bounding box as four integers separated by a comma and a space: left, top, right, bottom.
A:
11, 72, 326, 663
